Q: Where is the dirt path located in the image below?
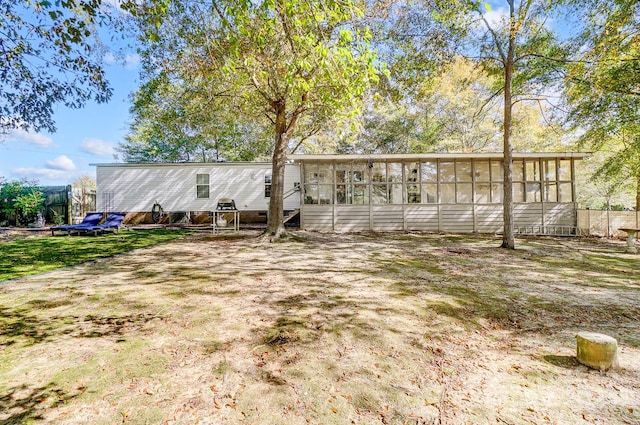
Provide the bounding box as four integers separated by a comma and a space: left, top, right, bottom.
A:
1, 232, 638, 424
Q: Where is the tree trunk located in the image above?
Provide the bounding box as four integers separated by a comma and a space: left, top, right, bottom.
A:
636, 173, 640, 212
501, 0, 516, 250
266, 100, 289, 238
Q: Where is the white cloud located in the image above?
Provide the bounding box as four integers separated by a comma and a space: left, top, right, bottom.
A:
80, 138, 116, 156
103, 52, 140, 70
125, 53, 141, 70
104, 52, 118, 64
5, 128, 55, 147
11, 167, 71, 181
46, 155, 76, 171
483, 7, 509, 28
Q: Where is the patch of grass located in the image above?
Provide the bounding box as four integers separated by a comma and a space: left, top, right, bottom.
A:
203, 340, 225, 354
214, 360, 230, 375
263, 316, 310, 346
51, 339, 169, 402
0, 230, 193, 281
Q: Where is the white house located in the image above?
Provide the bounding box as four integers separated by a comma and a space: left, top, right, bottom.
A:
94, 162, 301, 214
93, 151, 587, 234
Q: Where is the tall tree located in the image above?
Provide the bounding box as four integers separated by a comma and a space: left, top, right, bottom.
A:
127, 0, 379, 237
0, 0, 114, 134
565, 0, 640, 210
437, 0, 567, 248
119, 73, 271, 163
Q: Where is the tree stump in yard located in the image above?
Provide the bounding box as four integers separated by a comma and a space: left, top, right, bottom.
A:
576, 332, 618, 371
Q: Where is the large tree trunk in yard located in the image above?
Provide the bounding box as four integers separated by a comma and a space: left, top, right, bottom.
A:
265, 94, 308, 238
502, 85, 514, 249
636, 173, 640, 212
501, 0, 516, 250
266, 101, 289, 238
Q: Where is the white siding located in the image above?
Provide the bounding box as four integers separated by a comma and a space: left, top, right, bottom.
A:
440, 205, 475, 233
475, 205, 503, 233
543, 204, 575, 227
371, 206, 403, 231
336, 206, 369, 232
405, 206, 439, 232
301, 205, 334, 231
301, 203, 578, 234
96, 163, 300, 212
514, 203, 543, 227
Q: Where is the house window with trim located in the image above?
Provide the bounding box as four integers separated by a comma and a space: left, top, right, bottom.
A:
265, 172, 272, 198
196, 174, 209, 199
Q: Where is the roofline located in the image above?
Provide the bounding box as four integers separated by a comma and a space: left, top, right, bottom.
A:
90, 161, 275, 167
288, 152, 589, 161
91, 152, 589, 167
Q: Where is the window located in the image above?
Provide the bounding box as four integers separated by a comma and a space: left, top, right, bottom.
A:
196, 174, 209, 199
421, 161, 438, 203
303, 163, 333, 204
264, 172, 272, 198
405, 163, 420, 203
337, 163, 367, 205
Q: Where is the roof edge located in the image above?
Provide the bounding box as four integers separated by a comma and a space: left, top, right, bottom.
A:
288, 152, 589, 161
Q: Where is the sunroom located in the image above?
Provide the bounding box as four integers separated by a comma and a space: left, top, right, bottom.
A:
289, 153, 587, 234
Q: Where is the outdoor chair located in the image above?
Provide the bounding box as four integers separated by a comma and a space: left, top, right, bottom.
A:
50, 212, 103, 236
84, 212, 127, 235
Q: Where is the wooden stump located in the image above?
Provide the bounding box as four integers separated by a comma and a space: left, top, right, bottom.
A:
576, 332, 618, 371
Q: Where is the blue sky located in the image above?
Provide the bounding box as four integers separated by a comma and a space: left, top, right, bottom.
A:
0, 53, 140, 187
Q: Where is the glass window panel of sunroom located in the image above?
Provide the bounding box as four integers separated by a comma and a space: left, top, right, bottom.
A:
388, 163, 402, 182
457, 183, 473, 203
513, 183, 525, 202
475, 183, 491, 203
440, 183, 456, 203
558, 182, 573, 202
390, 183, 403, 204
525, 160, 540, 181
406, 163, 420, 182
317, 164, 333, 184
513, 160, 524, 181
526, 182, 542, 202
319, 185, 333, 204
304, 184, 318, 204
558, 160, 571, 181
474, 161, 490, 182
407, 184, 421, 203
371, 162, 387, 183
371, 184, 388, 204
352, 163, 367, 183
336, 185, 347, 204
421, 161, 438, 182
422, 184, 437, 203
439, 161, 456, 183
544, 182, 558, 202
491, 183, 503, 203
305, 164, 319, 184
353, 185, 368, 204
491, 161, 504, 182
335, 164, 349, 184
544, 160, 556, 181
456, 161, 473, 182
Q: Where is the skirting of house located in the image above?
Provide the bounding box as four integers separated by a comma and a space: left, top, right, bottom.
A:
301, 203, 576, 233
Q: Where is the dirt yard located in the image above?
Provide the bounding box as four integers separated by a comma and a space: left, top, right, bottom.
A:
1, 231, 639, 425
